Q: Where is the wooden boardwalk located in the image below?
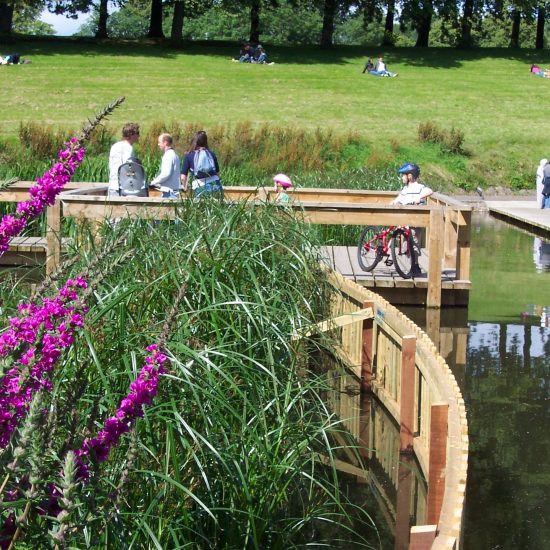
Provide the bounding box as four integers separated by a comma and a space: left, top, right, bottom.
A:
485, 198, 550, 236
320, 245, 471, 306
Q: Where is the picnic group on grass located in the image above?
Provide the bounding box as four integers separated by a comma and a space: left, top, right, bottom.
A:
232, 42, 274, 65
109, 122, 291, 202
362, 55, 397, 77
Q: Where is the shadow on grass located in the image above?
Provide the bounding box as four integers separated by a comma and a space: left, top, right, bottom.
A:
4, 36, 550, 68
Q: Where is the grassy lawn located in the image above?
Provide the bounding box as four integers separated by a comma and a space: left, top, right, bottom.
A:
2, 38, 550, 189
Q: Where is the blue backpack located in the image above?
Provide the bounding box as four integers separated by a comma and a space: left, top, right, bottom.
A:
192, 149, 216, 179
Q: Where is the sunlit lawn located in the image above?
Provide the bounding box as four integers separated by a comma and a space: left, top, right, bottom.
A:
2, 38, 550, 182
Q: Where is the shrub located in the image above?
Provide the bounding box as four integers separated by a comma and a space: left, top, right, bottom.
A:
418, 121, 466, 155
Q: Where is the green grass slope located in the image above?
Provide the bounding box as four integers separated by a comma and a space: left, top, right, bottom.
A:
2, 39, 550, 190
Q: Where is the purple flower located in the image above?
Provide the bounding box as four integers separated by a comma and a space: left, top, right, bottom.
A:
73, 345, 167, 477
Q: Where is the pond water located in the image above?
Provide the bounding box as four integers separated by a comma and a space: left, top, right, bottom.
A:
403, 210, 550, 550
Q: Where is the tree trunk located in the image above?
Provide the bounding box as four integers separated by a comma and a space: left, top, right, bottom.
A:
148, 0, 165, 38
320, 0, 337, 47
509, 9, 520, 48
415, 10, 432, 47
95, 0, 109, 38
0, 2, 14, 35
382, 0, 395, 45
536, 5, 545, 49
171, 0, 184, 42
249, 0, 260, 43
458, 0, 474, 48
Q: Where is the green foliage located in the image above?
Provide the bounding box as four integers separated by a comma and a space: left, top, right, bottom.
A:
0, 203, 377, 547
418, 120, 466, 155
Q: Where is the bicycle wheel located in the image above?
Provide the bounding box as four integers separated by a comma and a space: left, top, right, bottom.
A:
391, 228, 416, 279
357, 226, 384, 272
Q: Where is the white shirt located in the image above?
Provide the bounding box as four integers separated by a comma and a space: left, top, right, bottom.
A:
108, 140, 134, 192
151, 148, 181, 192
394, 181, 432, 205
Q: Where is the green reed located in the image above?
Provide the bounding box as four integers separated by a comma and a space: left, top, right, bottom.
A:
0, 201, 379, 548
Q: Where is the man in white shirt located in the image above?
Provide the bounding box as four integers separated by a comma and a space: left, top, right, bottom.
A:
108, 122, 140, 197
151, 134, 181, 199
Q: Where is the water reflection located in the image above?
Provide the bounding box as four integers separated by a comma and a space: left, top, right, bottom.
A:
533, 237, 550, 272
401, 212, 550, 550
326, 367, 428, 550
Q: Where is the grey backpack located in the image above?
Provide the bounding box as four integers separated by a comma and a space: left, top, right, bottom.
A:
118, 158, 148, 197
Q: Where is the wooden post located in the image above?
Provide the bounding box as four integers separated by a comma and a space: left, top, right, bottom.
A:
443, 207, 458, 270
456, 209, 471, 281
399, 335, 416, 453
427, 208, 444, 308
409, 525, 437, 549
395, 454, 415, 550
361, 300, 374, 392
46, 199, 61, 275
427, 403, 448, 525
357, 392, 371, 483
425, 307, 441, 349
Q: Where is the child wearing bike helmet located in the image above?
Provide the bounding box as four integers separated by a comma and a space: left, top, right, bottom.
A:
391, 163, 433, 205
273, 173, 293, 203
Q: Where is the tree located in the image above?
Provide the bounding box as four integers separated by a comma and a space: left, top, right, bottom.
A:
320, 0, 337, 45
535, 2, 545, 48
0, 1, 16, 35
148, 0, 164, 37
13, 1, 56, 34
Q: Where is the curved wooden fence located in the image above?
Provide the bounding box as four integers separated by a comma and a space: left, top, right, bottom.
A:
317, 268, 468, 549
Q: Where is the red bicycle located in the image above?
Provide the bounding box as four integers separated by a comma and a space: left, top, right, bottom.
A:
357, 225, 418, 279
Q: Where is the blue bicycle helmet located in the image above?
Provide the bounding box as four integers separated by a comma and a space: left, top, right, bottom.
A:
398, 162, 420, 178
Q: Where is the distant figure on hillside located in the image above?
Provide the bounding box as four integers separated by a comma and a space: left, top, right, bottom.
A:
181, 130, 223, 198
368, 55, 397, 77
530, 64, 550, 78
536, 158, 548, 208
362, 57, 375, 74
108, 122, 140, 197
253, 45, 273, 65
0, 53, 30, 65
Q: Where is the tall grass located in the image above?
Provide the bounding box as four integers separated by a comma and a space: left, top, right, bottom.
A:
0, 201, 381, 548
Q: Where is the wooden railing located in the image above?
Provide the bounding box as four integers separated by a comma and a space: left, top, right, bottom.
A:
0, 183, 471, 309
314, 268, 468, 549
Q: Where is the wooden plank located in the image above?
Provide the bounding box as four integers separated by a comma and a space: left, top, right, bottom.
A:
332, 246, 355, 279
46, 199, 62, 274
400, 335, 416, 453
318, 246, 335, 270
361, 300, 375, 392
410, 525, 437, 550
427, 209, 445, 308
427, 403, 449, 525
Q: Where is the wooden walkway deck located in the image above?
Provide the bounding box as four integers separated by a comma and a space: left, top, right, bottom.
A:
320, 245, 471, 306
485, 198, 550, 236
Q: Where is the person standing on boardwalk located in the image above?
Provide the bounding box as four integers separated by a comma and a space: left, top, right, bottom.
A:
150, 133, 181, 199
536, 158, 548, 208
273, 173, 293, 203
108, 122, 140, 197
390, 163, 433, 277
181, 131, 222, 198
390, 163, 433, 205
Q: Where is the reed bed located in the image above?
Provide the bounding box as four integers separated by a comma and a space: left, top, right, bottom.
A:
0, 200, 381, 548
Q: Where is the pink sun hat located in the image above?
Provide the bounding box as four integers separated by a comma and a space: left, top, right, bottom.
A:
273, 173, 293, 188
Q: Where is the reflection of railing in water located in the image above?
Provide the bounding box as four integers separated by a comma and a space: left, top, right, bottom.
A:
310, 268, 468, 549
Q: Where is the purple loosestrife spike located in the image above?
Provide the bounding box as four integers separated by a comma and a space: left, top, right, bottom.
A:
74, 345, 167, 478
0, 278, 88, 447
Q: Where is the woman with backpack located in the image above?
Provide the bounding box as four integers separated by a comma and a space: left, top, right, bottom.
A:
180, 131, 223, 198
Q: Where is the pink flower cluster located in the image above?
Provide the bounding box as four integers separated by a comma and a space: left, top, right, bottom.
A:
0, 277, 88, 447
75, 344, 167, 479
0, 137, 85, 254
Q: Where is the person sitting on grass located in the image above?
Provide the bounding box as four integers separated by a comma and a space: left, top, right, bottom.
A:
362, 57, 375, 74
252, 45, 274, 65
370, 55, 397, 77
390, 162, 433, 277
530, 64, 550, 78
